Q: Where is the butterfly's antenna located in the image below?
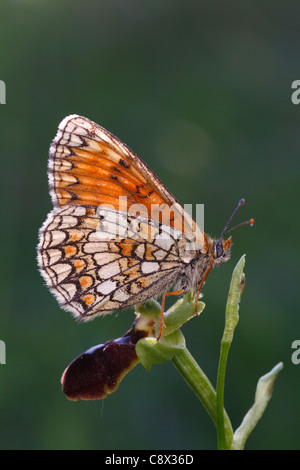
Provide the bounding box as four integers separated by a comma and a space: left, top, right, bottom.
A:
224, 218, 255, 236
218, 198, 254, 241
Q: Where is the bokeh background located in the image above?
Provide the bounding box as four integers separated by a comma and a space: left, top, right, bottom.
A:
0, 0, 299, 450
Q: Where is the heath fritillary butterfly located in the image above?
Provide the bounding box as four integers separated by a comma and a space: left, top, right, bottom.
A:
37, 115, 253, 338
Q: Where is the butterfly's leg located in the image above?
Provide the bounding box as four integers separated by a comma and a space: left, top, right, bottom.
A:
194, 261, 214, 315
158, 289, 184, 340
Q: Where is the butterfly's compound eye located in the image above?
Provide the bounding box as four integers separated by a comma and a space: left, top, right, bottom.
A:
215, 242, 224, 259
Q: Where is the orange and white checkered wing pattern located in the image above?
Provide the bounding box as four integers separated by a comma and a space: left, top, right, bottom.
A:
38, 115, 207, 320
38, 205, 193, 320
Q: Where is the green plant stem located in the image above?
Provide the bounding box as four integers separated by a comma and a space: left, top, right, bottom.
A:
172, 346, 233, 449
216, 255, 245, 450
216, 340, 231, 449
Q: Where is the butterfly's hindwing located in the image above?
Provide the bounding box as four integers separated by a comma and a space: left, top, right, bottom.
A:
38, 205, 196, 320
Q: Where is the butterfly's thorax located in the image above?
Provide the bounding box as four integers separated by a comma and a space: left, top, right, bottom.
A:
176, 234, 214, 292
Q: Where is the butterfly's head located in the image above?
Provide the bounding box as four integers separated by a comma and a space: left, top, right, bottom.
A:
213, 237, 232, 266
213, 198, 254, 266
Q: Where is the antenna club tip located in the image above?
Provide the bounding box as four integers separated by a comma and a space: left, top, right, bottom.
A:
249, 218, 255, 226
239, 198, 246, 206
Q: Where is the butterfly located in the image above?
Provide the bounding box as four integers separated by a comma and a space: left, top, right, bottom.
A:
37, 115, 253, 338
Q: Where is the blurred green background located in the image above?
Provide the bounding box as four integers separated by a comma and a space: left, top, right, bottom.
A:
0, 0, 299, 450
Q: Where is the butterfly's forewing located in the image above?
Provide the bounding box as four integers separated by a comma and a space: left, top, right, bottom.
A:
48, 115, 204, 244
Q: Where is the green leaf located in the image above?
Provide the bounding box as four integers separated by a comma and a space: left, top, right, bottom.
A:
231, 362, 284, 450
